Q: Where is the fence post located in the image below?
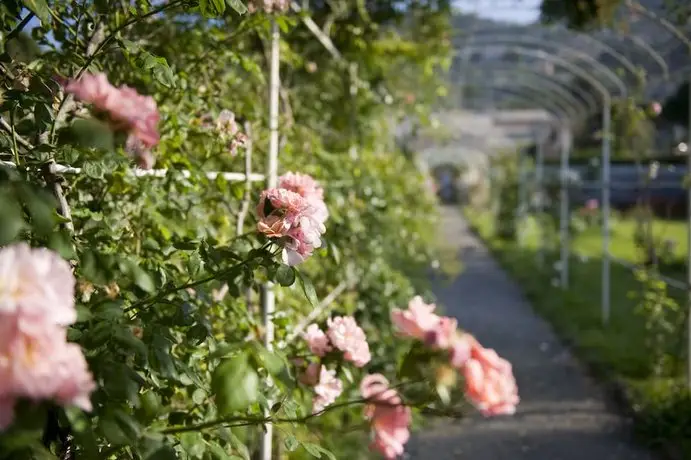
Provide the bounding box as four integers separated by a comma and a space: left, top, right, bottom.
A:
260, 18, 280, 460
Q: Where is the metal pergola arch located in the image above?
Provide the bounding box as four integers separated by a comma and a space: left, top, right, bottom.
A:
456, 41, 618, 319
459, 24, 669, 81
457, 39, 628, 98
461, 67, 594, 120
459, 75, 584, 122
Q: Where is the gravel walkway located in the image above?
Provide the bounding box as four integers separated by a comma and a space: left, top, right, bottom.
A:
407, 207, 657, 460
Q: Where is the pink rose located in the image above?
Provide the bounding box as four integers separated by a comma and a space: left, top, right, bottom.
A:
0, 320, 95, 414
298, 362, 321, 386
312, 366, 343, 413
0, 243, 76, 329
327, 316, 371, 367
303, 324, 332, 357
463, 338, 519, 416
390, 296, 440, 340
449, 333, 472, 368
424, 316, 457, 350
278, 172, 328, 224
64, 73, 160, 149
360, 374, 411, 460
256, 187, 327, 266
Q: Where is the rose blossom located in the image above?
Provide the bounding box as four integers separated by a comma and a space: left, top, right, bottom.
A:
303, 324, 332, 357
449, 333, 472, 368
312, 366, 343, 413
278, 172, 328, 223
424, 316, 457, 350
0, 244, 96, 432
360, 374, 411, 460
0, 243, 76, 328
64, 72, 160, 148
463, 336, 519, 416
298, 362, 321, 387
390, 296, 440, 340
256, 188, 326, 266
326, 316, 371, 367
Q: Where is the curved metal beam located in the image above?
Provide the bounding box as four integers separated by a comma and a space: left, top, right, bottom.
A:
461, 75, 583, 122
457, 37, 627, 96
462, 68, 593, 118
461, 82, 573, 123
458, 23, 669, 80
456, 30, 640, 81
460, 63, 598, 114
457, 46, 614, 102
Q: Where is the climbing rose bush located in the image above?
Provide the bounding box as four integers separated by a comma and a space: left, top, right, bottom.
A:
326, 316, 372, 367
0, 244, 95, 430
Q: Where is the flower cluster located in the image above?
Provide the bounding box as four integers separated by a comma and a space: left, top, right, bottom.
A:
64, 72, 160, 169
360, 374, 411, 460
300, 316, 371, 413
256, 172, 328, 266
304, 316, 371, 367
0, 244, 95, 431
214, 110, 248, 156
391, 296, 519, 416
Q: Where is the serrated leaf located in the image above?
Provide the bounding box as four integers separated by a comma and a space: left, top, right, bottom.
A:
302, 443, 336, 460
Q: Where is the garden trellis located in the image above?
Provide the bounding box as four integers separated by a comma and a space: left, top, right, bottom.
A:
456, 0, 691, 388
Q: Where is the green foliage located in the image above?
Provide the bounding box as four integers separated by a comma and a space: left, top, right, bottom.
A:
0, 0, 453, 458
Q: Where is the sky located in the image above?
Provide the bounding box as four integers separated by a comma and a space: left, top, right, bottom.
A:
454, 0, 541, 24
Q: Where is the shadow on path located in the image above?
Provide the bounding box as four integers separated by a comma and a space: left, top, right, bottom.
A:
407, 207, 657, 460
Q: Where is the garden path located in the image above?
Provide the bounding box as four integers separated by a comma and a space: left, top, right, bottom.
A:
407, 206, 657, 460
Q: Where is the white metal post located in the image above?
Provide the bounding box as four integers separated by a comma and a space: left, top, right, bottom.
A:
559, 123, 571, 288
536, 137, 545, 268
601, 98, 612, 325
260, 19, 280, 460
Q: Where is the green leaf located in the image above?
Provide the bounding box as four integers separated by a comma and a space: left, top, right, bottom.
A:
283, 434, 300, 452
275, 265, 296, 287
65, 119, 114, 151
296, 270, 319, 307
225, 0, 248, 14
212, 353, 259, 415
206, 441, 234, 459
302, 443, 336, 460
180, 432, 206, 459
22, 0, 52, 23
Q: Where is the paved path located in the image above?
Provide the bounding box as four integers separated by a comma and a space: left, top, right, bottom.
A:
408, 207, 657, 460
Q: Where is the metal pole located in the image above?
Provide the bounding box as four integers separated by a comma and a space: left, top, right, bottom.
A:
559, 123, 571, 288
536, 136, 545, 268
687, 75, 691, 388
260, 18, 280, 460
601, 97, 612, 325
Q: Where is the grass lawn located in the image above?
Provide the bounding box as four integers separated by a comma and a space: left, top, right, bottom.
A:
465, 209, 691, 458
